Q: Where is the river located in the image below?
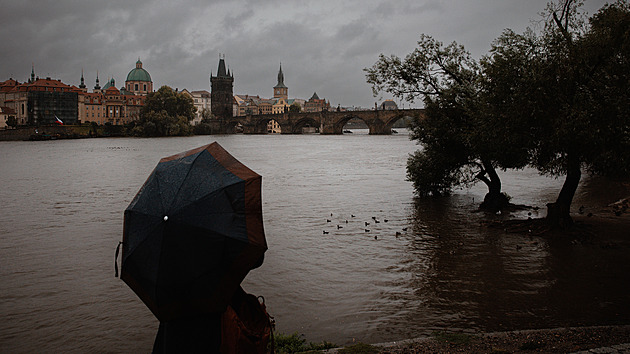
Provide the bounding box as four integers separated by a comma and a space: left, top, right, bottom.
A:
1, 131, 629, 352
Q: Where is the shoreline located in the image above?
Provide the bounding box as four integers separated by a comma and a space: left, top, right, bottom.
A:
372, 325, 630, 353
321, 325, 630, 353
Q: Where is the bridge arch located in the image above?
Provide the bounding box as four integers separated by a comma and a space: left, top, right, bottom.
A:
253, 117, 274, 134
290, 117, 320, 134
224, 119, 244, 134
232, 109, 424, 135
382, 113, 417, 132
334, 113, 368, 134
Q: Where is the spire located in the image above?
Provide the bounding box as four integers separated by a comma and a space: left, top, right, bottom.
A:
94, 71, 101, 90
216, 53, 228, 77
274, 63, 287, 89
79, 69, 86, 89
30, 63, 35, 83
276, 63, 285, 87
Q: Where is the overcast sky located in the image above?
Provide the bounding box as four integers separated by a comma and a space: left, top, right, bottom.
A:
0, 0, 607, 108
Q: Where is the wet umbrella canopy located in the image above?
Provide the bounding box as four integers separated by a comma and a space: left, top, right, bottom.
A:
120, 142, 267, 322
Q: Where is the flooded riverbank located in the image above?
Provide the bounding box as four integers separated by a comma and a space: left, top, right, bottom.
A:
1, 133, 629, 352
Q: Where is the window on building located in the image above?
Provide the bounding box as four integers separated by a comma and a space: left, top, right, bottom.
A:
143, 84, 147, 91
135, 84, 138, 91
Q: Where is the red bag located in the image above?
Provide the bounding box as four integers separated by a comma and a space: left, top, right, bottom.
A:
221, 291, 274, 354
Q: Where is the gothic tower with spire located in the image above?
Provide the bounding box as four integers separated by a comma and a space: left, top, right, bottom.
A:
273, 63, 288, 99
210, 55, 234, 120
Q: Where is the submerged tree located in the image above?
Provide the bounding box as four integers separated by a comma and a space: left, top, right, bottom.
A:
365, 35, 528, 210
367, 0, 629, 224
483, 0, 630, 227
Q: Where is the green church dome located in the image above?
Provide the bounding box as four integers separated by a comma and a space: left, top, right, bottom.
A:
126, 59, 152, 82
102, 77, 116, 90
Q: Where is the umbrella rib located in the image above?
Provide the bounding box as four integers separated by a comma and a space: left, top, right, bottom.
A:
169, 164, 245, 217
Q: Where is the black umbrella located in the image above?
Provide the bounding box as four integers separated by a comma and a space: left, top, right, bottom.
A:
118, 142, 267, 322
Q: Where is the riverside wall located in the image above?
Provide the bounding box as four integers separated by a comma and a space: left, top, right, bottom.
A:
0, 125, 94, 141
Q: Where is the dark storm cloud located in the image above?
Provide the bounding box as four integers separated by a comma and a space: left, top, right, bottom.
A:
0, 0, 609, 108
373, 0, 443, 18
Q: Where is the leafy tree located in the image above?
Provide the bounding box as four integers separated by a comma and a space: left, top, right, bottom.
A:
142, 86, 196, 121
289, 102, 301, 113
482, 0, 630, 227
579, 1, 630, 177
365, 35, 527, 209
133, 110, 192, 137
133, 85, 195, 137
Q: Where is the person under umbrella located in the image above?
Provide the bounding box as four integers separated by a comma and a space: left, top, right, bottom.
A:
117, 142, 267, 352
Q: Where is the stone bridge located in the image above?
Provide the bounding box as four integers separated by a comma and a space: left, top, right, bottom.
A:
209, 108, 425, 134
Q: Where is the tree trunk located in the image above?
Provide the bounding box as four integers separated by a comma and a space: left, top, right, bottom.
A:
546, 155, 581, 228
476, 160, 508, 211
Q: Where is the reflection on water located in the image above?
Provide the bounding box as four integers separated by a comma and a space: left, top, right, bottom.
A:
373, 194, 630, 343
0, 132, 629, 352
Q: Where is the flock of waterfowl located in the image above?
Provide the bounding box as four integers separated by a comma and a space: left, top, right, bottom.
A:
322, 212, 408, 240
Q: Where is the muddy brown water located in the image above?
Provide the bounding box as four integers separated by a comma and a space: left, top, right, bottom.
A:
1, 130, 628, 352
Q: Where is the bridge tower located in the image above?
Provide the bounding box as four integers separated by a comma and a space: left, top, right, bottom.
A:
211, 55, 234, 120
273, 63, 288, 99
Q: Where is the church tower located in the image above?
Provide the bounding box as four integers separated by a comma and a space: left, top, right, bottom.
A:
94, 72, 101, 93
30, 64, 35, 83
79, 69, 87, 92
210, 55, 234, 120
273, 63, 288, 99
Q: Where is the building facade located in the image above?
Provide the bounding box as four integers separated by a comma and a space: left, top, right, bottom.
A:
78, 60, 151, 125
0, 106, 16, 128
0, 76, 80, 125
235, 95, 275, 116
81, 86, 145, 125
304, 92, 330, 112
180, 89, 211, 125
28, 89, 78, 125
230, 64, 329, 117
0, 61, 152, 126
192, 90, 211, 124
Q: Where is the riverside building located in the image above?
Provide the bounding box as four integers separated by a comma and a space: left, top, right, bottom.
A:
0, 60, 153, 126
